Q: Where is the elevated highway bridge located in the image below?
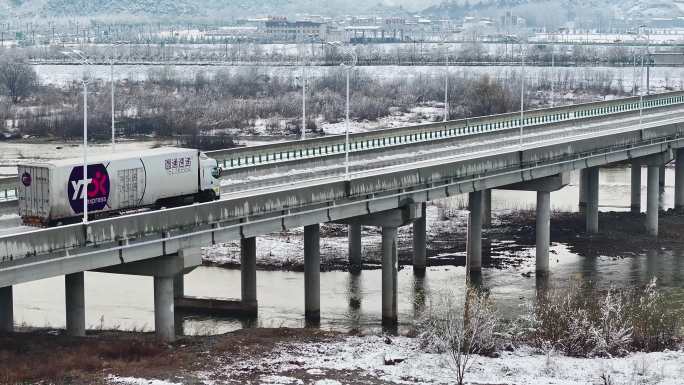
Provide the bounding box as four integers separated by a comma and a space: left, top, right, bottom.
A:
1, 91, 684, 341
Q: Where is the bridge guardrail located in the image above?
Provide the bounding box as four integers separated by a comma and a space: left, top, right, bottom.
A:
208, 90, 684, 170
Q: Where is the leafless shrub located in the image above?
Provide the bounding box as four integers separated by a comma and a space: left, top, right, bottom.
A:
418, 286, 499, 385
528, 278, 679, 357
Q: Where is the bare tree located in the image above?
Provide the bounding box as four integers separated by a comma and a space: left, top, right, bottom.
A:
0, 54, 37, 104
420, 286, 498, 385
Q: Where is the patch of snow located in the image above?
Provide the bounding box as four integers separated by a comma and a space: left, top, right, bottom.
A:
220, 335, 684, 385
106, 375, 183, 385
259, 375, 304, 384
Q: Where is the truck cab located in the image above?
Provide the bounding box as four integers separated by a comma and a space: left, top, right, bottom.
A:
199, 152, 221, 201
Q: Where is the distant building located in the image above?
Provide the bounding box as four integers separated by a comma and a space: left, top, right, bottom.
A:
262, 17, 327, 42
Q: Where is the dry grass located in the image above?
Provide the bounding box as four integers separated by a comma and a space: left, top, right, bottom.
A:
0, 332, 175, 384
0, 327, 338, 385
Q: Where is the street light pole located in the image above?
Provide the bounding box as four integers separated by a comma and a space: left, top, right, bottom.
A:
551, 48, 555, 107
327, 41, 356, 180
302, 64, 306, 140
345, 68, 350, 178
444, 44, 449, 122
107, 41, 128, 151
110, 52, 115, 150
62, 50, 91, 223
520, 43, 526, 149
83, 78, 88, 223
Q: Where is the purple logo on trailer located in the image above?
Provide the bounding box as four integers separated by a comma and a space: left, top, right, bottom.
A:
67, 164, 110, 214
21, 172, 31, 187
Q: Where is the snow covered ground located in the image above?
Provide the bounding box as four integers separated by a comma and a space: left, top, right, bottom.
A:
213, 335, 684, 385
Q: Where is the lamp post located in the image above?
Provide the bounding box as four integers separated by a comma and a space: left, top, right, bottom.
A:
327, 41, 357, 180
107, 41, 128, 151
438, 23, 451, 122
299, 35, 315, 141
519, 41, 527, 149
549, 33, 556, 108
438, 34, 450, 122
62, 49, 92, 223
301, 64, 307, 140
637, 25, 650, 130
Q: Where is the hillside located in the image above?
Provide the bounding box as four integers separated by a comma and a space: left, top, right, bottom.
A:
0, 0, 439, 19
425, 0, 684, 23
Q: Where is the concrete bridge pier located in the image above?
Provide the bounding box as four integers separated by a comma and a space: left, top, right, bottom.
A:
173, 273, 184, 300
412, 202, 427, 273
153, 274, 175, 342
482, 189, 492, 228
536, 191, 551, 275
660, 165, 667, 212
579, 169, 589, 212
499, 173, 569, 274
96, 251, 202, 342
173, 273, 185, 336
65, 272, 86, 336
348, 224, 362, 272
631, 161, 642, 213
467, 191, 483, 274
304, 224, 320, 322
641, 152, 673, 237
240, 237, 258, 310
675, 149, 684, 212
585, 168, 600, 234
334, 205, 421, 327
0, 285, 12, 332
647, 165, 660, 237
381, 226, 398, 326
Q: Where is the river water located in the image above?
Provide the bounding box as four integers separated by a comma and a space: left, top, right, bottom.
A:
10, 166, 684, 335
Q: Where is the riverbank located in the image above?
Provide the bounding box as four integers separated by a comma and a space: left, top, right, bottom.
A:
2, 327, 682, 385
203, 204, 684, 272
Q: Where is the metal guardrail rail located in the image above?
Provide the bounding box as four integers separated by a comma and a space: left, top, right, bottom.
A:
208, 91, 684, 170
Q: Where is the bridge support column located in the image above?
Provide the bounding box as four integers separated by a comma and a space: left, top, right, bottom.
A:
482, 189, 492, 228
647, 165, 660, 237
173, 273, 184, 300
65, 272, 85, 337
304, 224, 320, 322
660, 165, 667, 212
675, 149, 684, 212
412, 202, 427, 273
579, 169, 589, 212
585, 168, 599, 234
382, 226, 398, 326
0, 286, 12, 332
348, 224, 362, 272
154, 275, 175, 342
467, 191, 483, 273
631, 161, 642, 213
536, 191, 550, 275
240, 237, 257, 309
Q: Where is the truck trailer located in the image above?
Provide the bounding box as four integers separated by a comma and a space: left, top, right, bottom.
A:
17, 147, 221, 226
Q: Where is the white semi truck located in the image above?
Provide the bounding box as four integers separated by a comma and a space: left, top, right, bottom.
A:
17, 147, 221, 226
